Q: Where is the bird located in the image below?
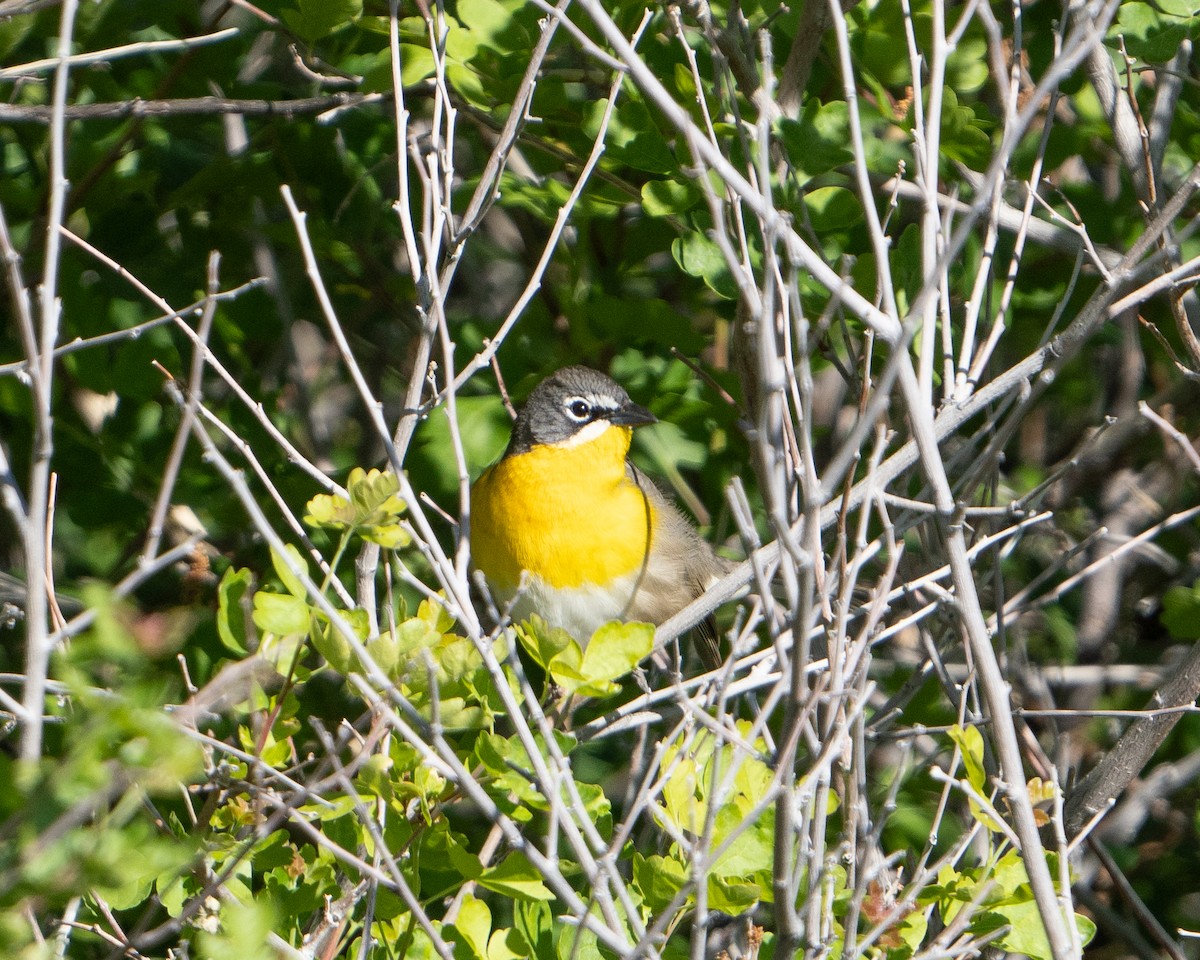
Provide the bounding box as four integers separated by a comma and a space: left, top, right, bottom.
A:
469, 366, 728, 670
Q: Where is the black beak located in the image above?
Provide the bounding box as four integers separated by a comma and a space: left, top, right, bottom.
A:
608, 401, 657, 428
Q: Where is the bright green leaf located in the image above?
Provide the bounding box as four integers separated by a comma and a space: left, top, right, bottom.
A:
947, 724, 988, 794
896, 908, 929, 955
453, 894, 492, 960
216, 566, 253, 655
1112, 1, 1199, 62
711, 804, 774, 876
488, 927, 527, 960
418, 596, 457, 633
478, 851, 555, 901
252, 591, 311, 637
1158, 0, 1200, 14
270, 543, 309, 601
634, 852, 690, 913
707, 873, 763, 912
311, 615, 354, 674
975, 901, 1095, 960
306, 468, 410, 548
399, 43, 436, 85
554, 922, 603, 960
515, 616, 574, 671
579, 620, 653, 684
514, 901, 554, 959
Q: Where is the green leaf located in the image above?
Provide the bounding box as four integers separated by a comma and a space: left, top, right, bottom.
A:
395, 615, 444, 658
548, 642, 610, 697
515, 616, 576, 671
197, 899, 277, 960
365, 632, 400, 678
1112, 1, 1200, 62
672, 231, 738, 299
216, 566, 253, 655
777, 100, 854, 181
514, 902, 554, 960
805, 186, 863, 231
452, 893, 492, 960
948, 37, 991, 94
707, 873, 762, 912
1158, 0, 1200, 15
473, 732, 513, 777
419, 596, 457, 633
554, 922, 603, 960
894, 908, 929, 956
305, 491, 358, 529
305, 468, 410, 548
434, 697, 485, 730
103, 835, 194, 910
937, 86, 993, 167
281, 0, 362, 42
455, 0, 522, 53
478, 851, 555, 901
398, 43, 436, 86
270, 543, 309, 601
361, 522, 411, 549
990, 848, 1033, 899
947, 724, 987, 794
974, 901, 1095, 960
588, 99, 678, 175
0, 14, 35, 61
885, 222, 923, 316
574, 779, 611, 834
443, 828, 485, 881
311, 609, 369, 675
711, 804, 774, 876
659, 755, 705, 835
297, 793, 358, 823
348, 466, 401, 517
633, 852, 690, 913
578, 620, 653, 685
252, 591, 312, 637
1162, 581, 1200, 638
487, 927, 527, 960
641, 179, 701, 217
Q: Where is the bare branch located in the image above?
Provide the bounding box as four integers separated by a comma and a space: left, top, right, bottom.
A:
0, 92, 385, 124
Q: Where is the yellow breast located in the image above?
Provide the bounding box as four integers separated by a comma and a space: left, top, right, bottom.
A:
470, 425, 655, 591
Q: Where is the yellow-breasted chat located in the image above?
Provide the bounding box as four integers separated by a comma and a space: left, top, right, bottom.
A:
469, 366, 727, 669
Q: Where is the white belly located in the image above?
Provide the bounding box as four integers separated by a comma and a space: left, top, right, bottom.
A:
498, 571, 643, 643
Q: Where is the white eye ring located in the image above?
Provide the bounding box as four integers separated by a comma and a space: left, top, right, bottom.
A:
566, 398, 591, 421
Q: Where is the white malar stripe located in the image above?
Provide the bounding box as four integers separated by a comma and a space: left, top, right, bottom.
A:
554, 419, 614, 448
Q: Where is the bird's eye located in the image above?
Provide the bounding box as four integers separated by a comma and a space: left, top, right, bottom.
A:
567, 399, 591, 420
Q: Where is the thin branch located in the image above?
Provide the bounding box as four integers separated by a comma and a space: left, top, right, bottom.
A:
20, 0, 79, 765
0, 26, 239, 79
1064, 639, 1200, 838
0, 92, 384, 124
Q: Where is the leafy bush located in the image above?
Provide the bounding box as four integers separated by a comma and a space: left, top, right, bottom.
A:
2, 0, 1200, 958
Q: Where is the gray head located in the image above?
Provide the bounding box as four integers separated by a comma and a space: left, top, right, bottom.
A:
506, 366, 656, 455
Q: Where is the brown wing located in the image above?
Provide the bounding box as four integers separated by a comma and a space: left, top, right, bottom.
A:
624, 462, 730, 670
